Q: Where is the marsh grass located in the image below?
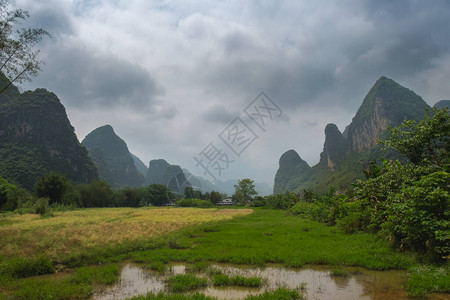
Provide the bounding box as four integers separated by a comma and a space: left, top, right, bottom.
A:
245, 287, 303, 299
207, 267, 223, 276
167, 274, 207, 292
212, 274, 262, 287
406, 265, 450, 297
186, 262, 210, 272
13, 277, 92, 300
4, 264, 119, 299
129, 292, 215, 299
145, 261, 167, 273
69, 264, 120, 285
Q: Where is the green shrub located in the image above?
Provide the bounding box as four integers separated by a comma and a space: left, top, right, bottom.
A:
145, 261, 166, 273
70, 264, 120, 285
34, 173, 72, 205
167, 274, 207, 292
265, 192, 299, 210
75, 181, 113, 207
251, 196, 265, 207
382, 171, 449, 257
175, 199, 213, 208
0, 177, 31, 211
407, 265, 450, 297
35, 197, 49, 215
3, 256, 55, 278
186, 261, 209, 272
212, 274, 262, 287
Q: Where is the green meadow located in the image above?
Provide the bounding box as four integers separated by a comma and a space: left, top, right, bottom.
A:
0, 208, 448, 299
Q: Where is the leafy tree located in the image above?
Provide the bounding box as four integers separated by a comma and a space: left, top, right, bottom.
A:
203, 192, 210, 201
192, 189, 203, 199
251, 196, 265, 207
383, 171, 449, 257
76, 181, 113, 207
209, 191, 222, 205
0, 0, 50, 92
113, 187, 144, 207
0, 176, 15, 209
184, 186, 194, 199
34, 173, 71, 205
233, 178, 257, 205
266, 192, 300, 210
381, 107, 449, 166
0, 176, 30, 210
184, 186, 203, 199
145, 184, 172, 206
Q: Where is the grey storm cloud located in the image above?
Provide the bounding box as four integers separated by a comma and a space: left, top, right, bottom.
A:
22, 0, 450, 112
14, 0, 450, 185
32, 44, 162, 110
201, 105, 240, 125
19, 0, 162, 110
192, 0, 450, 110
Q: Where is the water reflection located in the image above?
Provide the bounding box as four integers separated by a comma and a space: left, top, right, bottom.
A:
93, 263, 444, 300
95, 265, 165, 300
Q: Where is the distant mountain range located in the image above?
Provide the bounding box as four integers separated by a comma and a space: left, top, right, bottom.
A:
2, 71, 445, 196
273, 76, 446, 194
80, 124, 271, 195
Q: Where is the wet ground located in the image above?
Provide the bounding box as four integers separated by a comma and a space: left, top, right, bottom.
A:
93, 263, 449, 300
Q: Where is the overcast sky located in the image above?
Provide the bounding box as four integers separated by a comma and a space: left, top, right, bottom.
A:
16, 0, 450, 187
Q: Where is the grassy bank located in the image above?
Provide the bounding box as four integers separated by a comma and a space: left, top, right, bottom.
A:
131, 208, 416, 270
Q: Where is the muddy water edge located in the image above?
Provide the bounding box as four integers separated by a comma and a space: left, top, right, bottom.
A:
93, 263, 448, 300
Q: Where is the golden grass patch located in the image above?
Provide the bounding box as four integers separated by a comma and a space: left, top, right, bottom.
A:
0, 207, 252, 259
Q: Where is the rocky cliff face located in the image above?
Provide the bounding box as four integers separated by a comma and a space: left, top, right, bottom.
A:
146, 159, 191, 194
146, 159, 171, 185
163, 165, 191, 194
274, 76, 432, 194
319, 123, 346, 170
0, 75, 98, 190
346, 76, 430, 153
273, 149, 310, 194
348, 97, 390, 152
82, 125, 145, 188
131, 153, 148, 177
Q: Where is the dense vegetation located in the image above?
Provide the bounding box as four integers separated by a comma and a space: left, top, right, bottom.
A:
267, 108, 449, 260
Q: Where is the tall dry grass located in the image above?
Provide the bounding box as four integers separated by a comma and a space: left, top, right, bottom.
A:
0, 207, 252, 259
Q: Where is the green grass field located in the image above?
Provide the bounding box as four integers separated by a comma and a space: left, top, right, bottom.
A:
0, 207, 447, 299
131, 208, 416, 270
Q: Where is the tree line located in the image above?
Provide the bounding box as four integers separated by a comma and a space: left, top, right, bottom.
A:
0, 174, 259, 213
